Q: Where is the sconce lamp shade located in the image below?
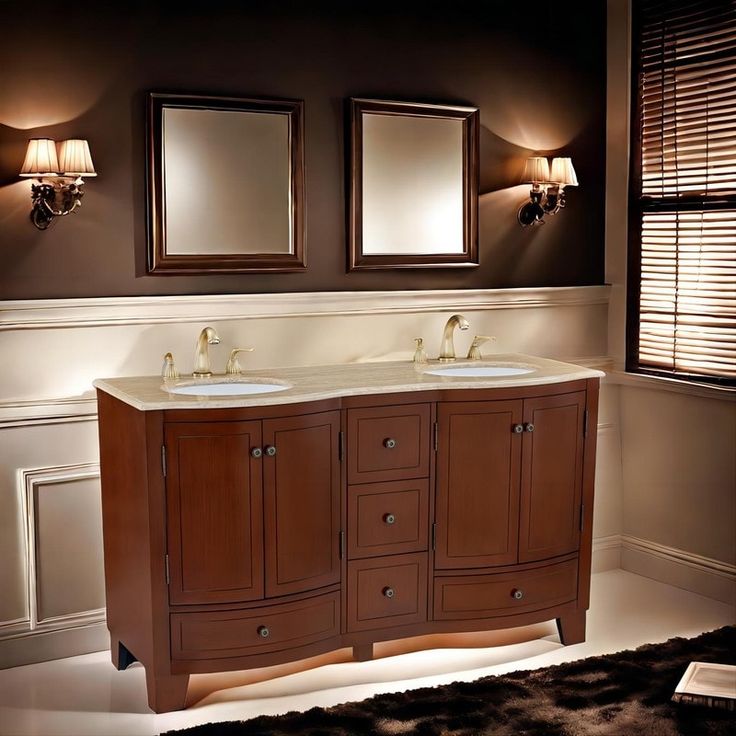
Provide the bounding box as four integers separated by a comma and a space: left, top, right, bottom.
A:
58, 139, 97, 177
550, 157, 578, 186
521, 157, 550, 184
20, 139, 60, 177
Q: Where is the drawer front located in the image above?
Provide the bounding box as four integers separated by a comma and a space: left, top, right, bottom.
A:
348, 479, 429, 559
434, 558, 578, 621
347, 404, 431, 484
347, 553, 428, 632
171, 591, 340, 660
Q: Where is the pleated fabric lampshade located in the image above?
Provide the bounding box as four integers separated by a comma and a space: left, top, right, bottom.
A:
550, 157, 578, 186
19, 139, 60, 177
58, 139, 97, 177
521, 157, 550, 183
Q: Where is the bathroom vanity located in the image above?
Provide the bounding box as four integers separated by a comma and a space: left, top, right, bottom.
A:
94, 355, 602, 712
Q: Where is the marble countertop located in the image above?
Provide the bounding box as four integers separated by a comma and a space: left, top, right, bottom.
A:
93, 354, 605, 411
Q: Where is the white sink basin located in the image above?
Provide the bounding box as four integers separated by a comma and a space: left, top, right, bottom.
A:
424, 364, 536, 378
165, 381, 291, 397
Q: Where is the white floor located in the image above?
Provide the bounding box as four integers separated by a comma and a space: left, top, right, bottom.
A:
0, 570, 733, 736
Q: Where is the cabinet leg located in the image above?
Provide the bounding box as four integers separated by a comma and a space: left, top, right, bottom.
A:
353, 643, 374, 662
145, 671, 189, 713
110, 636, 137, 671
556, 610, 586, 645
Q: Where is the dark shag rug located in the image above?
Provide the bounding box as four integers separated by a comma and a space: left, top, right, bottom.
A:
164, 626, 736, 736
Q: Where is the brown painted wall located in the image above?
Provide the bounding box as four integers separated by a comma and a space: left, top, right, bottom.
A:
0, 2, 606, 299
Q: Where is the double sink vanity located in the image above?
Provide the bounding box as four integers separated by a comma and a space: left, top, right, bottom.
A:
94, 320, 603, 712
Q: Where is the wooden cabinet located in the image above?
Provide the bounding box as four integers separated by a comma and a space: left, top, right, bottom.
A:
97, 378, 599, 713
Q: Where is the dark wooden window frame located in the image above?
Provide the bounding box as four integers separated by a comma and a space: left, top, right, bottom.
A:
626, 3, 736, 387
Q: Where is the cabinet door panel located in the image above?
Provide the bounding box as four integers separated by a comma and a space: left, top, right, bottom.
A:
263, 411, 341, 597
166, 421, 263, 605
519, 392, 585, 562
435, 401, 522, 569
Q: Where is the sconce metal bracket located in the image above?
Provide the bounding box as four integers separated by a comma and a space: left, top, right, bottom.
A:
30, 179, 85, 230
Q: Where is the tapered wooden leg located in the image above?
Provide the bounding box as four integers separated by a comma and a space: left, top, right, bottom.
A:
556, 610, 586, 645
146, 671, 189, 713
353, 643, 374, 662
110, 636, 137, 670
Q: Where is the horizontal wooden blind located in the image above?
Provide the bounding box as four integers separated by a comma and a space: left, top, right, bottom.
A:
633, 0, 736, 383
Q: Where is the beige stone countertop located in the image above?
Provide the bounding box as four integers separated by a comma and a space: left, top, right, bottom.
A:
93, 354, 605, 411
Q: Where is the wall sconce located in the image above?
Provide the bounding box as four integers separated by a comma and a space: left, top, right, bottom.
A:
517, 156, 578, 227
20, 138, 97, 230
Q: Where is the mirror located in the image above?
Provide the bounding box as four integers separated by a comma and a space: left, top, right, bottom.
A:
349, 98, 479, 270
147, 93, 305, 274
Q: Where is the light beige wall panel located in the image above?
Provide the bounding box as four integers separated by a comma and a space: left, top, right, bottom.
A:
620, 387, 736, 565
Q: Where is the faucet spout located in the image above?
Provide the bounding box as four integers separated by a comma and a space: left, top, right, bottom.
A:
192, 326, 220, 377
439, 314, 469, 362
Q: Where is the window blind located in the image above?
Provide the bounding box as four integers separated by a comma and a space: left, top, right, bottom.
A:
631, 0, 736, 383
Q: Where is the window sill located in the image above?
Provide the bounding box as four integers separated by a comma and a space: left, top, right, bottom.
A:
605, 369, 736, 402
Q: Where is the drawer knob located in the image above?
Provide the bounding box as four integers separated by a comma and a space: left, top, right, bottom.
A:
383, 586, 395, 599
251, 447, 263, 458
383, 513, 396, 525
511, 588, 524, 600
257, 625, 270, 638
383, 438, 397, 449
512, 424, 524, 434
524, 423, 535, 433
265, 445, 277, 457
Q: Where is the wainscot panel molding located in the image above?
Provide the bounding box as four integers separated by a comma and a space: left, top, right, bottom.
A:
0, 285, 611, 331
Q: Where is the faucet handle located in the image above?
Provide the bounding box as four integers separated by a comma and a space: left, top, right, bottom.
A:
161, 352, 179, 380
413, 337, 428, 365
226, 348, 255, 375
467, 335, 496, 361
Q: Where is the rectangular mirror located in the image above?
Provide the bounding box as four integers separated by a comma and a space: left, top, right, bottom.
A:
147, 93, 305, 274
349, 98, 479, 270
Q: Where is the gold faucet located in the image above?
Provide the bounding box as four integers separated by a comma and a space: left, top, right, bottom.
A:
192, 327, 220, 377
439, 314, 470, 362
225, 348, 255, 375
466, 335, 496, 360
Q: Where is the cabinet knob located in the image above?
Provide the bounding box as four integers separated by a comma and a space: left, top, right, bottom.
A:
383, 438, 397, 449
265, 445, 277, 457
524, 423, 535, 433
512, 424, 524, 434
511, 588, 524, 600
382, 586, 395, 599
257, 625, 270, 638
383, 513, 396, 525
251, 447, 263, 458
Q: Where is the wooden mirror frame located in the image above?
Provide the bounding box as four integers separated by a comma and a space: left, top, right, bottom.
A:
147, 93, 306, 274
349, 98, 479, 271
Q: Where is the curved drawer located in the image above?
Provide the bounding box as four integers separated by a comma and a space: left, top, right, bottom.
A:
171, 591, 339, 660
434, 558, 578, 621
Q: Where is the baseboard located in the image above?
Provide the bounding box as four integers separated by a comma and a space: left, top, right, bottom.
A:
592, 535, 623, 572
620, 535, 736, 605
0, 622, 109, 670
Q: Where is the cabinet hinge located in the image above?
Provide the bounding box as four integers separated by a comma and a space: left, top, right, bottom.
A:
338, 431, 345, 462
161, 445, 167, 477
339, 530, 345, 559
433, 421, 439, 452
164, 554, 170, 585
583, 410, 589, 438
579, 504, 585, 532
431, 522, 437, 551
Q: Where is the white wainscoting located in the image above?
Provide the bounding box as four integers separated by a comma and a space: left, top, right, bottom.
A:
0, 286, 619, 668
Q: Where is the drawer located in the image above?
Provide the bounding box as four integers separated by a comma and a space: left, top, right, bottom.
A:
171, 591, 340, 660
348, 479, 429, 559
433, 558, 578, 621
347, 552, 428, 632
347, 404, 431, 484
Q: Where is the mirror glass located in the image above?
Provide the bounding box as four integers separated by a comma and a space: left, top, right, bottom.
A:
148, 94, 305, 274
350, 99, 479, 270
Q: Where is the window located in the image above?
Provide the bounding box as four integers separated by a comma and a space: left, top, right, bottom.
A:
628, 0, 736, 385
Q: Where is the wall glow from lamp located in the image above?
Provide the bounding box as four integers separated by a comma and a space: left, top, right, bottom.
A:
20, 138, 96, 230
517, 156, 578, 227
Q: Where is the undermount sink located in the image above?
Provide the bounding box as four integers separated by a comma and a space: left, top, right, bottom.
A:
165, 380, 291, 397
424, 363, 537, 378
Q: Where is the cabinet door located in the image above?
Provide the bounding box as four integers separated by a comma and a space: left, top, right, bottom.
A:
435, 401, 522, 569
263, 411, 341, 597
165, 421, 264, 605
519, 392, 586, 563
